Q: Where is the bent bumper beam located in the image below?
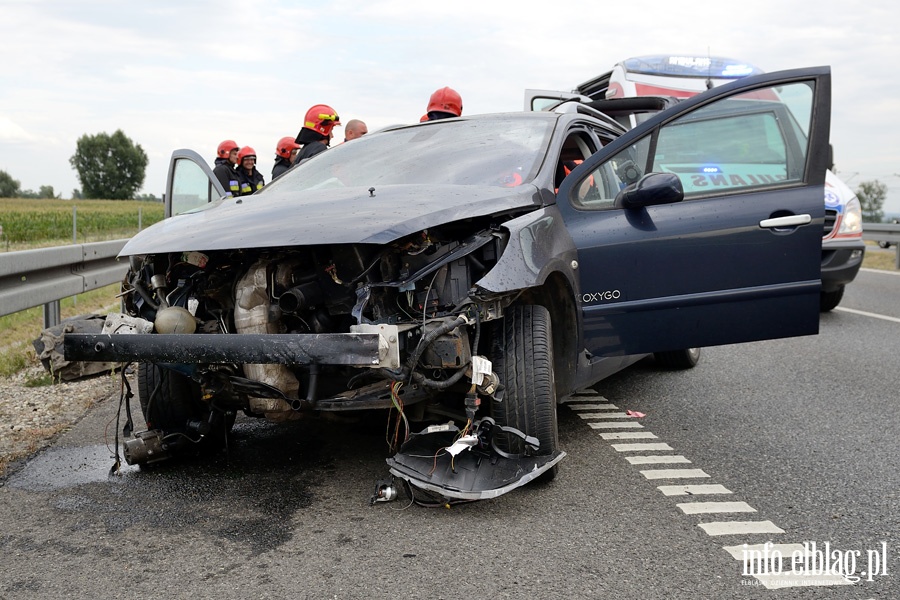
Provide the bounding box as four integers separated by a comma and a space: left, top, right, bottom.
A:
64, 332, 388, 367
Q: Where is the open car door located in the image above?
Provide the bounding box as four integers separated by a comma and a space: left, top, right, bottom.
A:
164, 149, 227, 218
556, 67, 831, 357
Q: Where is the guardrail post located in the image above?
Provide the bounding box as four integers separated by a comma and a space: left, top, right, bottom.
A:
43, 300, 61, 329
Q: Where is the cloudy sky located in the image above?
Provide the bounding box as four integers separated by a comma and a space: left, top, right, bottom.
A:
2, 0, 898, 211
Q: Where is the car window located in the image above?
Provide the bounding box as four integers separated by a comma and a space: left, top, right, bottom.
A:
170, 157, 217, 216
267, 117, 555, 192
572, 81, 815, 209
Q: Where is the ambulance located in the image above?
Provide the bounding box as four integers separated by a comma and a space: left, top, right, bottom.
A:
527, 54, 865, 311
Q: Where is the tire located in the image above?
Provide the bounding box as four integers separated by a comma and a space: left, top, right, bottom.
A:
489, 305, 559, 481
137, 363, 233, 448
820, 285, 844, 312
654, 347, 701, 369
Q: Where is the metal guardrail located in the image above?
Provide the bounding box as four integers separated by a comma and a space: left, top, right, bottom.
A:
0, 239, 129, 328
861, 223, 900, 269
2, 223, 897, 331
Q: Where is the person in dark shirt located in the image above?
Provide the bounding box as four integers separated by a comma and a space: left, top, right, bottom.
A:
213, 139, 240, 197
419, 87, 462, 122
236, 146, 265, 195
272, 136, 300, 180
293, 104, 340, 166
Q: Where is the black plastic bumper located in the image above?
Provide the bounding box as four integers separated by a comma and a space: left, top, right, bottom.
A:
821, 240, 865, 291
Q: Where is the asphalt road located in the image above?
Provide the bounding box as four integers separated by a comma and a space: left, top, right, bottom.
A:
1, 268, 898, 599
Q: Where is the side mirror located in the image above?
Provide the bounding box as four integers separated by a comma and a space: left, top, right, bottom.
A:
614, 173, 684, 210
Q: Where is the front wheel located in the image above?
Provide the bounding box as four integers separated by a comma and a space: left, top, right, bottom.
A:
137, 363, 233, 450
489, 305, 559, 481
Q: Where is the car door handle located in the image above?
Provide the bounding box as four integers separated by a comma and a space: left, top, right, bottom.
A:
759, 214, 811, 229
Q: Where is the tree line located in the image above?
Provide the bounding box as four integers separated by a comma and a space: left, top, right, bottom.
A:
1, 129, 156, 201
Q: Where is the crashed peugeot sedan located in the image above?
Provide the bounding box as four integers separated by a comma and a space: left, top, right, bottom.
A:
66, 67, 832, 500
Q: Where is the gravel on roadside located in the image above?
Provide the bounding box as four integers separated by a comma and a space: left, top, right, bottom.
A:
0, 364, 123, 475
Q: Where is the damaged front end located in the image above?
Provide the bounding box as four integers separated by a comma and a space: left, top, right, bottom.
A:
65, 218, 563, 499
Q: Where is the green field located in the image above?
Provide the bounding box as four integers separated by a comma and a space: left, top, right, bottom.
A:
0, 202, 898, 379
0, 198, 164, 251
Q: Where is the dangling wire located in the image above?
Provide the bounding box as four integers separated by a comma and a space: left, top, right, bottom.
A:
385, 381, 409, 453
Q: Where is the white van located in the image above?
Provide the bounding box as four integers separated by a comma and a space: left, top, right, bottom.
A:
527, 54, 865, 311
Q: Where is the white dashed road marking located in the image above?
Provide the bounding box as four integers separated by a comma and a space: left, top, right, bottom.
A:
640, 468, 710, 480
657, 484, 733, 496
600, 432, 657, 440
611, 442, 673, 452
625, 455, 691, 465
753, 572, 854, 589
698, 521, 785, 536
587, 421, 643, 429
579, 412, 630, 418
676, 501, 757, 514
568, 391, 853, 590
721, 543, 806, 560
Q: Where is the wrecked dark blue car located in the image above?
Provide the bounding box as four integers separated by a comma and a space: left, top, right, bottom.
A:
66, 67, 832, 500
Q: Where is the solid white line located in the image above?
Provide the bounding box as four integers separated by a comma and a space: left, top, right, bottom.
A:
578, 412, 629, 419
640, 468, 709, 480
600, 432, 658, 440
753, 572, 853, 589
626, 455, 691, 465
677, 501, 756, 514
611, 442, 672, 451
588, 421, 643, 429
860, 267, 900, 277
698, 521, 785, 536
722, 543, 806, 560
834, 306, 900, 324
658, 484, 732, 496
568, 404, 619, 410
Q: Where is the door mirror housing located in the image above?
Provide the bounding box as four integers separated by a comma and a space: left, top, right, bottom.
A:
614, 172, 685, 210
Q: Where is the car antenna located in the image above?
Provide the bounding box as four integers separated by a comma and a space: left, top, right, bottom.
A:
705, 46, 714, 90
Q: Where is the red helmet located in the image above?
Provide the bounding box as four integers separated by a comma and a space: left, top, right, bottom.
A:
238, 146, 257, 162
217, 139, 239, 158
276, 136, 301, 159
303, 104, 341, 136
426, 87, 462, 117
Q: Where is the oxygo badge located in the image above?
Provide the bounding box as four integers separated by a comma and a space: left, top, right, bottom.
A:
580, 290, 621, 303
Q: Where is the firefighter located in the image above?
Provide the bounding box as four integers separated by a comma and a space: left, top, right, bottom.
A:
236, 146, 265, 195
272, 136, 300, 180
420, 87, 462, 122
293, 104, 340, 165
213, 139, 241, 197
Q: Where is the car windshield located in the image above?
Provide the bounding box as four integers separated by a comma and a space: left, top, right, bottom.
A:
267, 116, 555, 191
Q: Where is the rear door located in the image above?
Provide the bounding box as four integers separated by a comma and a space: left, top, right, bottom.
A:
556, 67, 830, 356
164, 149, 227, 218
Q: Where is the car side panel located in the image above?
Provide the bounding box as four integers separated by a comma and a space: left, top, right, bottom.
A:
557, 67, 831, 357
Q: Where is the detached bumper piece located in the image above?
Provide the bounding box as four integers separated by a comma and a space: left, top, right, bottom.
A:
386, 419, 565, 501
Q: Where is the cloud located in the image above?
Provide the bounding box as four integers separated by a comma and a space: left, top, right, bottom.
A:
1, 0, 899, 210
0, 117, 37, 142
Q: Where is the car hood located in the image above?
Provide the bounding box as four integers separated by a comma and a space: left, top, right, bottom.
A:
122, 184, 542, 255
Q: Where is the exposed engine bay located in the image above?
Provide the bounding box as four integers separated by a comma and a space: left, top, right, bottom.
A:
64, 217, 566, 500
120, 220, 508, 419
